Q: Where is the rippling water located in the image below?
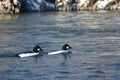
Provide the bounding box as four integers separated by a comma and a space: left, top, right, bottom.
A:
0, 10, 120, 80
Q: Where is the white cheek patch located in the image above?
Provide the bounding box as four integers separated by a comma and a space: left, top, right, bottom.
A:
66, 46, 69, 49
37, 48, 40, 51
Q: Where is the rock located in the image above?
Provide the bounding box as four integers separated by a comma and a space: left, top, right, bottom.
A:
18, 0, 120, 12
0, 0, 20, 14
19, 0, 56, 12
55, 0, 73, 11
19, 0, 40, 12
0, 0, 120, 14
76, 0, 120, 10
39, 0, 56, 11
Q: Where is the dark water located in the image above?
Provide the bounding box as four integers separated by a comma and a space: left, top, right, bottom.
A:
0, 10, 120, 80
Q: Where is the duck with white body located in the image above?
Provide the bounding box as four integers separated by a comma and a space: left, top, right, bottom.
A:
48, 44, 72, 55
18, 44, 72, 58
18, 45, 43, 58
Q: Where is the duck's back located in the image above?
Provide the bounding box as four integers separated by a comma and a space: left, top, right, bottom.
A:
48, 50, 69, 55
18, 52, 39, 58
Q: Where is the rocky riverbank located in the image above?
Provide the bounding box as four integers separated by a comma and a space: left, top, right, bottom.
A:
0, 0, 120, 14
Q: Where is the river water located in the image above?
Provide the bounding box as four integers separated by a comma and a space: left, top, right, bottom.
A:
0, 10, 120, 80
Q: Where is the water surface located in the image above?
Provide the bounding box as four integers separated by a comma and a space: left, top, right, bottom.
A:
0, 10, 120, 80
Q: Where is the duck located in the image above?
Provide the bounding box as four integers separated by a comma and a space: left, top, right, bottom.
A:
18, 44, 72, 58
18, 45, 43, 58
47, 44, 72, 55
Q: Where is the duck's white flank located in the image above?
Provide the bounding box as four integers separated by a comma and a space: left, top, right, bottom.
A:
18, 52, 39, 58
48, 50, 69, 55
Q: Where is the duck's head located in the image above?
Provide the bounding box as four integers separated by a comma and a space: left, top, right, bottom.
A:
33, 45, 43, 52
62, 44, 72, 50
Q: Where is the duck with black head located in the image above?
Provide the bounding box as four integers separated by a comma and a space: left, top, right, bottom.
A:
18, 44, 72, 58
48, 44, 72, 55
18, 45, 43, 58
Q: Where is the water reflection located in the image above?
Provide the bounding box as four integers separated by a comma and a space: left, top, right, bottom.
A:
0, 14, 18, 21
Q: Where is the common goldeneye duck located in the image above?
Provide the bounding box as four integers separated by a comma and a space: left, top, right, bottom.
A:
18, 45, 43, 58
48, 44, 72, 55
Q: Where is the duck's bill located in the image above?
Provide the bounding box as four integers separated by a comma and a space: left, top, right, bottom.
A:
69, 46, 72, 49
